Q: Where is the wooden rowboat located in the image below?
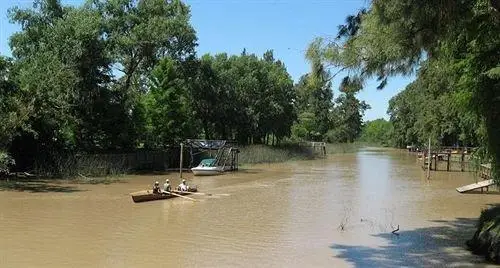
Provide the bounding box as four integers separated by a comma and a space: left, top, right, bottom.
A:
130, 187, 198, 203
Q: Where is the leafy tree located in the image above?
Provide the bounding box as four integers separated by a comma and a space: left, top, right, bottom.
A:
328, 91, 370, 143
190, 51, 295, 145
387, 61, 482, 148
0, 56, 30, 150
144, 57, 196, 146
87, 0, 197, 92
359, 118, 393, 146
293, 61, 333, 141
260, 50, 296, 144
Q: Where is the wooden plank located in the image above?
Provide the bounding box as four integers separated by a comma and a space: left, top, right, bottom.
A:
456, 179, 495, 193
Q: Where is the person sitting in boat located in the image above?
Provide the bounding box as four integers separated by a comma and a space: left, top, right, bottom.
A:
177, 179, 189, 191
152, 181, 161, 194
163, 179, 171, 193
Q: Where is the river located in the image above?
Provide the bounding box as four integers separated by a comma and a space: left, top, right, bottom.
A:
0, 148, 498, 267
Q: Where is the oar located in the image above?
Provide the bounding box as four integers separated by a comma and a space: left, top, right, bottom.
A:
167, 191, 198, 202
173, 190, 211, 196
172, 190, 230, 197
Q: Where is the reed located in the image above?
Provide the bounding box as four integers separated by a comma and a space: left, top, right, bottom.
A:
325, 142, 366, 154
238, 143, 318, 164
32, 153, 129, 178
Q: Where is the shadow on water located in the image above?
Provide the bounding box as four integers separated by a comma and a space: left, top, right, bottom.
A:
463, 191, 500, 195
331, 217, 491, 267
231, 168, 264, 174
0, 179, 84, 193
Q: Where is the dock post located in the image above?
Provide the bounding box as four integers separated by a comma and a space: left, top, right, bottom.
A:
180, 142, 184, 178
427, 137, 431, 179
447, 153, 450, 171
434, 153, 438, 171
461, 151, 465, 172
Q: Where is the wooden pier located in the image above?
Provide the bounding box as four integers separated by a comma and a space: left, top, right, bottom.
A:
411, 145, 497, 193
419, 147, 473, 172
456, 163, 497, 193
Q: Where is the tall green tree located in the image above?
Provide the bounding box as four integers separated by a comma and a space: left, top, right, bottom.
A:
387, 61, 482, 148
144, 57, 196, 146
293, 61, 333, 141
190, 51, 295, 145
359, 118, 393, 146
0, 56, 30, 150
328, 91, 370, 143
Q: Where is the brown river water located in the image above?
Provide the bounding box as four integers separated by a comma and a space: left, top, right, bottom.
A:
1, 148, 499, 267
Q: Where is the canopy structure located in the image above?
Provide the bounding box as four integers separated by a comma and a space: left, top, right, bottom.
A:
185, 139, 228, 150
184, 139, 239, 171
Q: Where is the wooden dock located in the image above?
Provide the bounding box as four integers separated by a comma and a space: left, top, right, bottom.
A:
456, 179, 495, 193
418, 147, 474, 172
480, 163, 492, 179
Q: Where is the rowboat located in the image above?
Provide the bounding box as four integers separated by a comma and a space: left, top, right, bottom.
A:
130, 187, 198, 203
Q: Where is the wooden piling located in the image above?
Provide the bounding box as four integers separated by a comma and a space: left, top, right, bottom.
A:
179, 142, 184, 178
461, 151, 465, 172
427, 138, 431, 179
447, 153, 450, 171
434, 153, 438, 171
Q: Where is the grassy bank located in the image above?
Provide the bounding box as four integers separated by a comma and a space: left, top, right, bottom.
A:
238, 144, 319, 164
238, 142, 368, 165
467, 206, 500, 263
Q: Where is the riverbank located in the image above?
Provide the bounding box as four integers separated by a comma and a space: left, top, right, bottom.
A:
1, 142, 370, 183
467, 205, 500, 263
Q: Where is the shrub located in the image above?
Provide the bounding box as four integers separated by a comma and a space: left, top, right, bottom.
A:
0, 151, 15, 175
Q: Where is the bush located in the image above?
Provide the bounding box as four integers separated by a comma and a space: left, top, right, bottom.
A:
467, 206, 500, 263
0, 151, 15, 175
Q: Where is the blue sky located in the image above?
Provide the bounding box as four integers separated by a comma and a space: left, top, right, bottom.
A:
0, 0, 414, 120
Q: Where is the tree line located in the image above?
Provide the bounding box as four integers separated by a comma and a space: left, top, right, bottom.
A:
0, 0, 368, 174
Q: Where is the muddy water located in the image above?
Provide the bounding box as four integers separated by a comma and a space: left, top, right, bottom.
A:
0, 148, 498, 267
